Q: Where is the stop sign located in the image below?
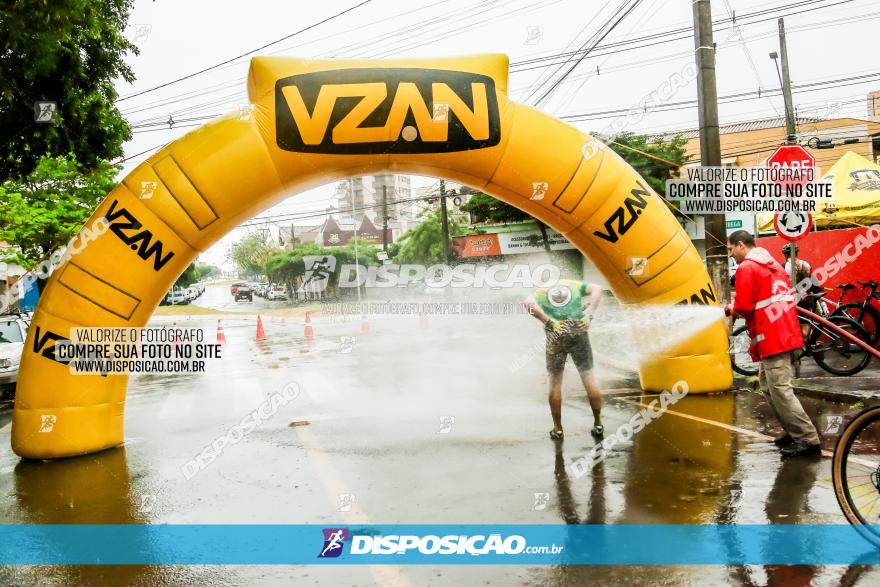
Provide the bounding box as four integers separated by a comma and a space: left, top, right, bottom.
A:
767, 144, 816, 185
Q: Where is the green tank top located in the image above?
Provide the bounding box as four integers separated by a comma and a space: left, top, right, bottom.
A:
536, 280, 588, 320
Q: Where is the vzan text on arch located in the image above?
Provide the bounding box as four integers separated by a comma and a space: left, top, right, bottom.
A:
275, 68, 501, 154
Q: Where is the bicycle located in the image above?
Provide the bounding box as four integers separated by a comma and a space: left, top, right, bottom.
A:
729, 294, 872, 377
779, 313, 880, 546
825, 280, 880, 346
832, 404, 880, 547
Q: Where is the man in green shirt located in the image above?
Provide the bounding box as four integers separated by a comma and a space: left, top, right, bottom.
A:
526, 279, 604, 441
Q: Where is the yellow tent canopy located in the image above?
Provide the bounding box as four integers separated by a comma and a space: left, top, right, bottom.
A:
758, 150, 880, 231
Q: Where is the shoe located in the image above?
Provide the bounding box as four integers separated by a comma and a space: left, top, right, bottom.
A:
591, 425, 604, 438
549, 429, 564, 441
780, 442, 821, 458
773, 434, 795, 447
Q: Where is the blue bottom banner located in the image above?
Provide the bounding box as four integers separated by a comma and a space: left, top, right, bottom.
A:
0, 524, 879, 565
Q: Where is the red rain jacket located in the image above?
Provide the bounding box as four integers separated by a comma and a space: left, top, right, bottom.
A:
731, 247, 803, 361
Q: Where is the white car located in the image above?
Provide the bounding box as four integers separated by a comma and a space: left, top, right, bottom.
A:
0, 314, 30, 396
268, 288, 288, 301
166, 290, 188, 305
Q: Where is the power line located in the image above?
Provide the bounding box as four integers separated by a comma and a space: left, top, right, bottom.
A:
510, 0, 855, 75
530, 0, 645, 107
116, 0, 863, 125
116, 0, 374, 103
559, 71, 880, 122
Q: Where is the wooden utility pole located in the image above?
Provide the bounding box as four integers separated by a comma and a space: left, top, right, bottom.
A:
439, 179, 451, 264
693, 0, 730, 304
774, 17, 799, 286
777, 18, 797, 144
381, 185, 389, 251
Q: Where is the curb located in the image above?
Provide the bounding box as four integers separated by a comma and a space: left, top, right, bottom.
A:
734, 374, 880, 404
793, 384, 880, 405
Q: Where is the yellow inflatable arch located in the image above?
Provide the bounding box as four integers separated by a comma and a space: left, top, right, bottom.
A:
12, 55, 731, 459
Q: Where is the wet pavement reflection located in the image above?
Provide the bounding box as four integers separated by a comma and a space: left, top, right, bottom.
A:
1, 295, 879, 585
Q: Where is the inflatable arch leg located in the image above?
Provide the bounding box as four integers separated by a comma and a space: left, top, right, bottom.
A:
12, 55, 731, 459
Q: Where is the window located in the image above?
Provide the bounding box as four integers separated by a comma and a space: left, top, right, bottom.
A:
0, 321, 23, 343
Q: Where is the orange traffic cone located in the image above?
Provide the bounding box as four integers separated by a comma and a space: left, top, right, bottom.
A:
216, 319, 227, 345
360, 314, 370, 335
304, 311, 314, 342
256, 315, 266, 341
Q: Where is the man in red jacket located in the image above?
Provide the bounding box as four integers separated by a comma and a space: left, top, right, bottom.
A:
725, 230, 820, 457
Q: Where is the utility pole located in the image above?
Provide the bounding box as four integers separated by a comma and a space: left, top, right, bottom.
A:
349, 178, 361, 302
772, 17, 799, 287
439, 179, 451, 264
381, 185, 389, 251
777, 18, 797, 144
693, 0, 730, 304
289, 223, 295, 249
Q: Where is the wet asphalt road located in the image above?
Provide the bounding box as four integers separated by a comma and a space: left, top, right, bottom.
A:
0, 285, 877, 585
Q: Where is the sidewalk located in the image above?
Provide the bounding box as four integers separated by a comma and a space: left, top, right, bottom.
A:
597, 350, 880, 405
734, 359, 880, 405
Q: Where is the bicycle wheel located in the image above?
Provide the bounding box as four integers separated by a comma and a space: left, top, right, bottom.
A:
832, 404, 880, 546
809, 314, 872, 376
832, 302, 880, 345
729, 324, 759, 376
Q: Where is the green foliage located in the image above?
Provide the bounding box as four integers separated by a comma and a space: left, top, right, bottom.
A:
460, 192, 531, 224
460, 192, 551, 251
0, 155, 117, 268
230, 232, 276, 278
174, 263, 220, 288
606, 133, 688, 195
262, 239, 379, 294
199, 264, 221, 279
0, 0, 138, 179
395, 207, 466, 265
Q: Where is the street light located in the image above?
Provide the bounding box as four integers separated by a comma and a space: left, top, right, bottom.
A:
768, 51, 784, 96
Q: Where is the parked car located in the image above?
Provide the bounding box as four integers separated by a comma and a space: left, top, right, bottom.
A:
235, 286, 254, 302
165, 289, 188, 305
268, 287, 288, 301
0, 313, 30, 398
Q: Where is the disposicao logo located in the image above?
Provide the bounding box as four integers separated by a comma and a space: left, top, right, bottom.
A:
318, 528, 349, 558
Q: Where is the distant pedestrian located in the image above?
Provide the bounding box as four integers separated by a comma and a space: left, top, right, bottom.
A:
782, 242, 818, 339
526, 279, 604, 441
725, 231, 820, 457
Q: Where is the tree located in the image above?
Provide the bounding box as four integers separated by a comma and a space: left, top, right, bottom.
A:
460, 192, 552, 251
230, 232, 275, 278
395, 208, 468, 265
0, 155, 118, 272
174, 263, 220, 288
262, 239, 379, 298
0, 0, 139, 179
606, 133, 688, 196
198, 264, 221, 279
174, 264, 200, 289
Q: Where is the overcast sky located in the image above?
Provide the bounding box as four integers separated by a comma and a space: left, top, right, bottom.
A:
113, 0, 880, 267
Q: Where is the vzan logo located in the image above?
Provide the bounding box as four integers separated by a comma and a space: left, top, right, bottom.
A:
275, 68, 501, 154
593, 181, 651, 244
107, 200, 174, 271
33, 327, 69, 364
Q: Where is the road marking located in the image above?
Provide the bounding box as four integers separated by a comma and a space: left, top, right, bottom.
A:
616, 396, 773, 440
295, 415, 411, 586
